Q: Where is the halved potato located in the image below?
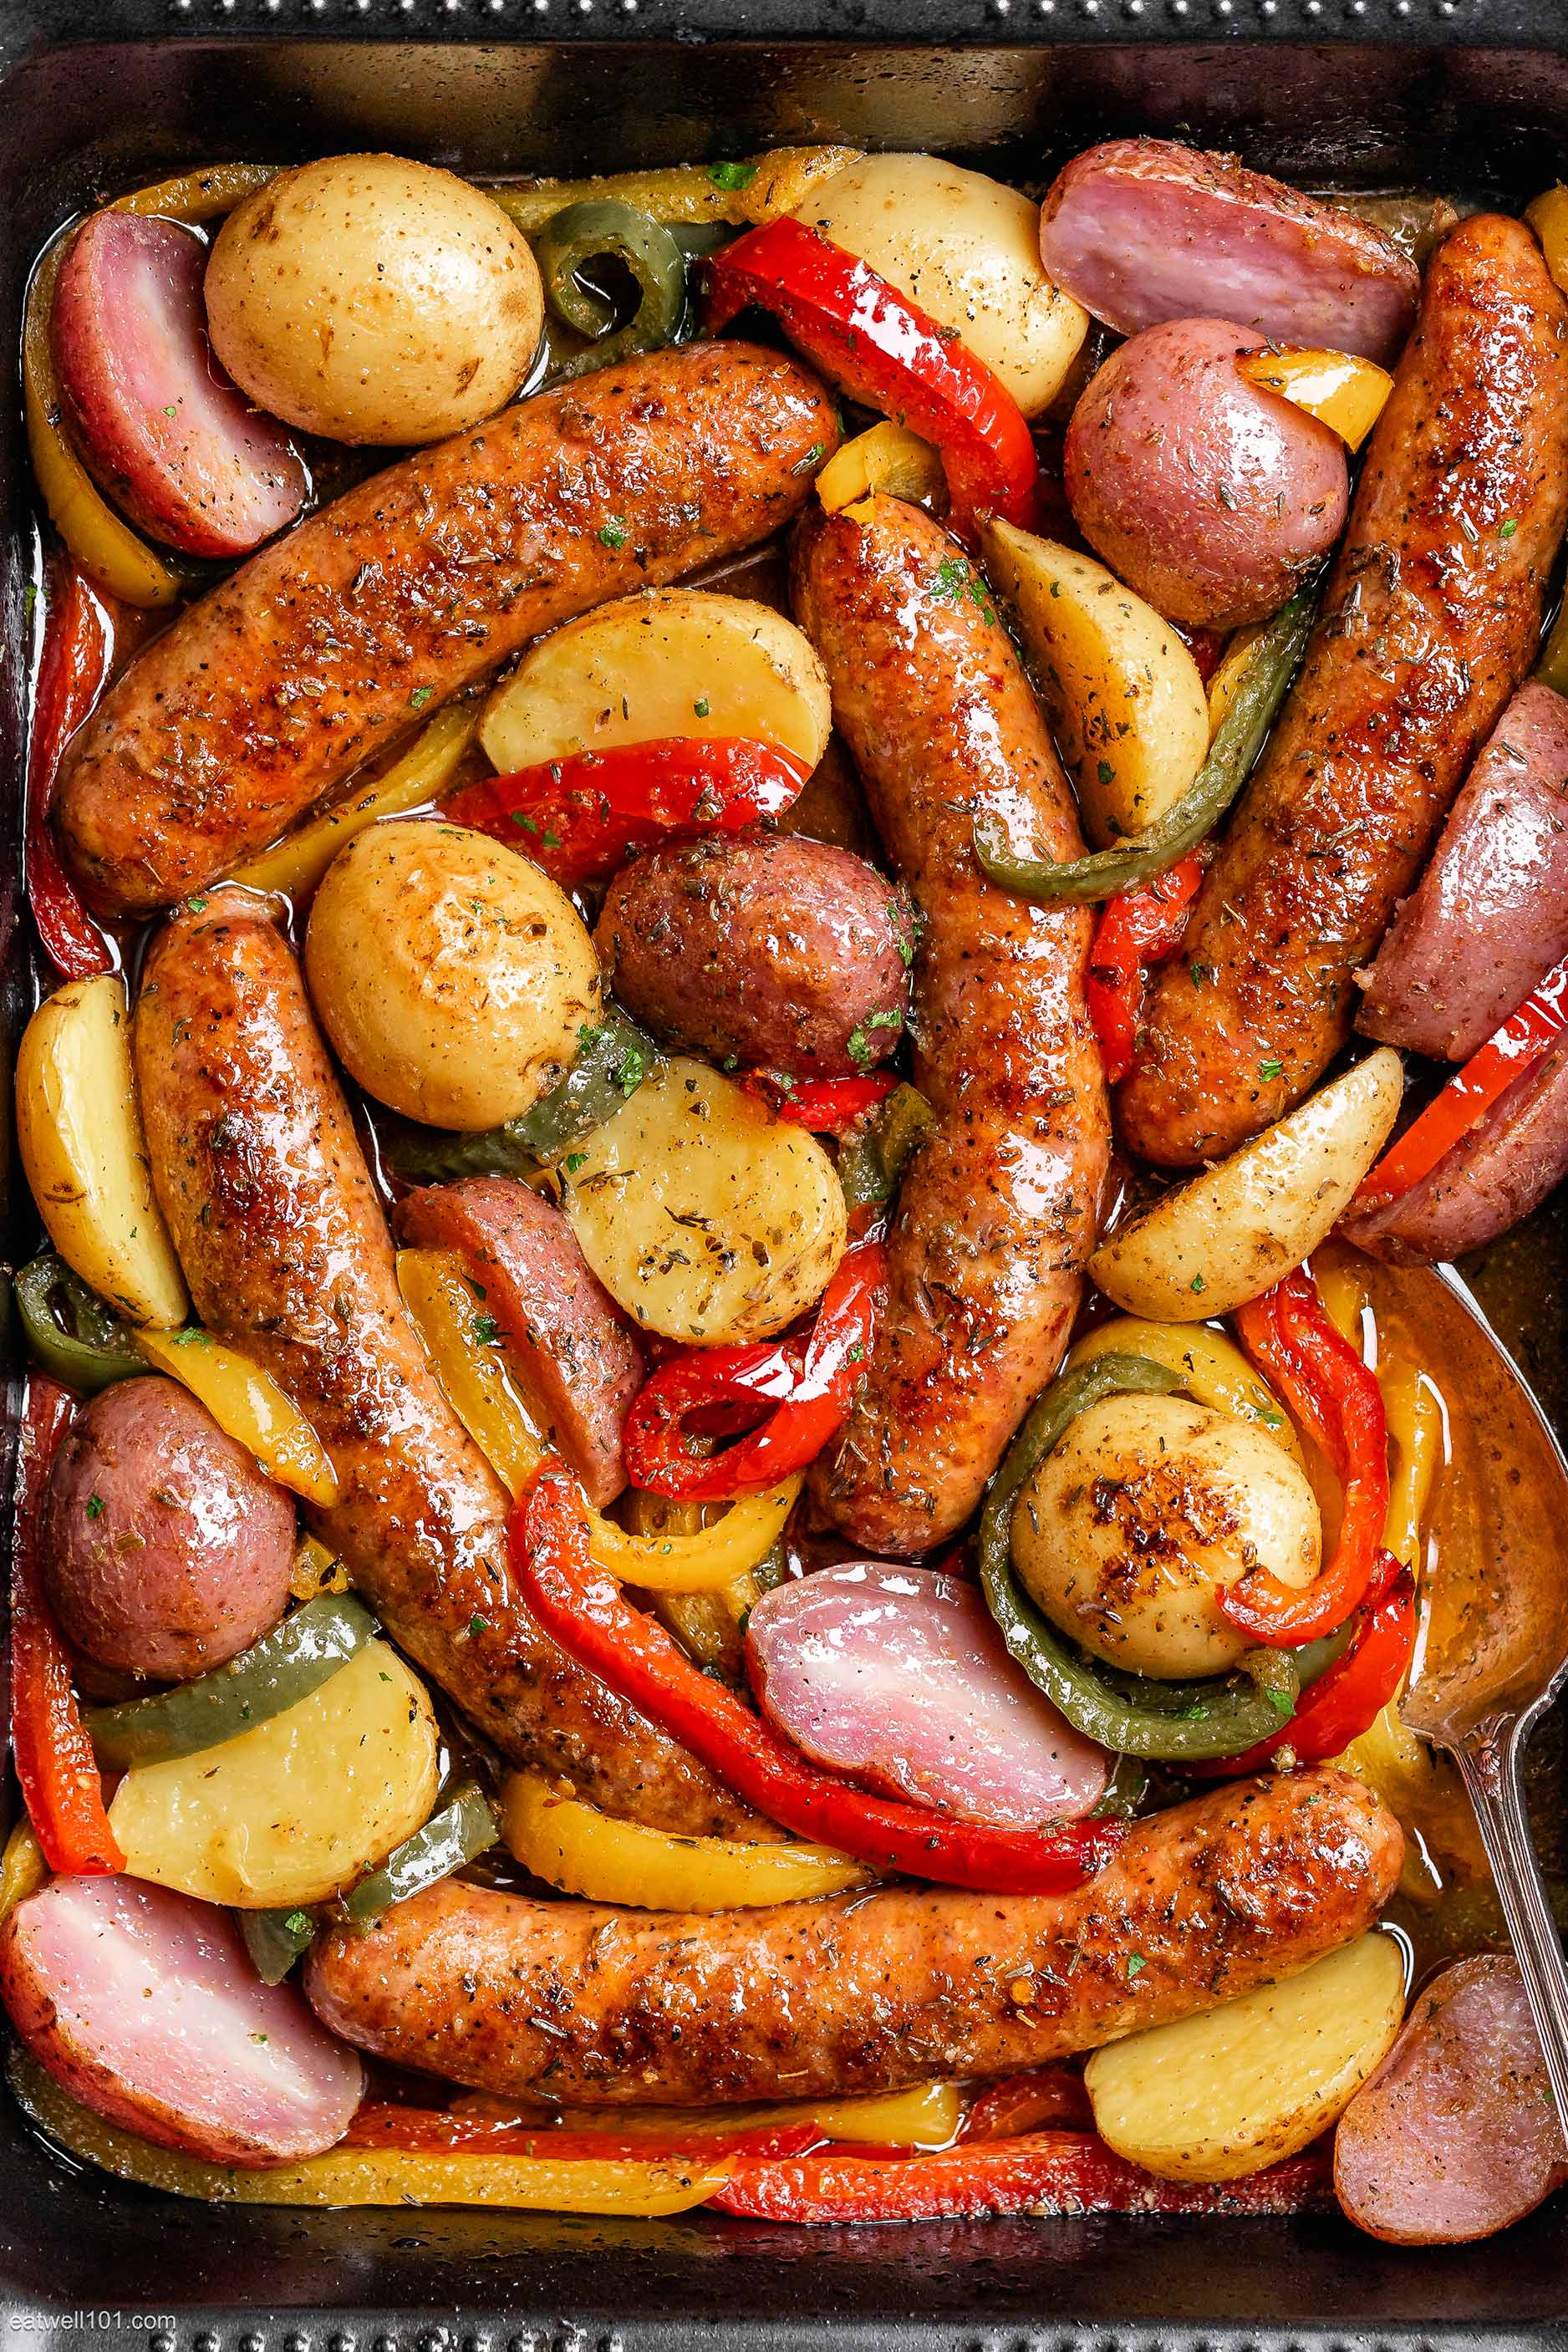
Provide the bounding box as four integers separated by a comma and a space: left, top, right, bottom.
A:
16, 974, 186, 1326
561, 1055, 846, 1344
478, 589, 832, 776
1085, 1932, 1405, 2183
1089, 1049, 1403, 1321
108, 1639, 438, 1909
981, 522, 1209, 844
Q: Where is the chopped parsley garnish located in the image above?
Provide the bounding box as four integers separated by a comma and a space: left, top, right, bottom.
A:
1126, 1952, 1147, 1979
564, 1151, 588, 1174
845, 1009, 904, 1071
84, 1494, 105, 1521
708, 160, 759, 191
1500, 517, 1519, 539
598, 517, 629, 551
1258, 1056, 1285, 1082
468, 1613, 490, 1638
409, 685, 434, 710
1097, 759, 1115, 787
693, 697, 710, 719
471, 1314, 501, 1347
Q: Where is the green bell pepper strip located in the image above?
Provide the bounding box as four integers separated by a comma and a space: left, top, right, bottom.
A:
84, 1595, 375, 1767
341, 1783, 499, 1934
973, 579, 1320, 906
837, 1082, 934, 1213
978, 1353, 1309, 1761
13, 1254, 143, 1392
376, 1010, 654, 1185
241, 1906, 317, 1986
535, 200, 688, 381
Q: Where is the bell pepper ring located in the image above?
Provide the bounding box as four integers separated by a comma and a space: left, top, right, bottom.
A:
441, 736, 812, 889
512, 1464, 1130, 1895
705, 217, 1040, 540
1226, 1268, 1389, 1647
1086, 853, 1204, 1085
623, 1238, 886, 1499
25, 557, 115, 980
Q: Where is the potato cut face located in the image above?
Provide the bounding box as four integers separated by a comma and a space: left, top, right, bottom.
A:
1085, 1931, 1406, 2182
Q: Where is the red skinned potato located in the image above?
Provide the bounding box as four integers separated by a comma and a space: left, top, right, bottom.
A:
0, 1876, 364, 2166
1038, 139, 1419, 364
594, 832, 913, 1078
1358, 682, 1568, 1062
52, 211, 307, 559
1336, 1955, 1568, 2243
43, 1374, 296, 1681
745, 1563, 1109, 1827
1064, 318, 1349, 629
395, 1177, 642, 1508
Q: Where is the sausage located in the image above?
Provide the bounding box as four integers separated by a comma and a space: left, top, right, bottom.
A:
56, 343, 838, 916
1118, 216, 1568, 1168
1357, 681, 1568, 1061
594, 832, 913, 1077
395, 1177, 641, 1509
790, 496, 1107, 1551
134, 890, 755, 1837
304, 1767, 1402, 2107
1037, 140, 1420, 363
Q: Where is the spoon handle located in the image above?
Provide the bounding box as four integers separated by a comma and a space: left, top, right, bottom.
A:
1454, 1719, 1568, 2125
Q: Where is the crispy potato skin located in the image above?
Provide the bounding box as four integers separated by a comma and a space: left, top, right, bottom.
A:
1119, 216, 1568, 1166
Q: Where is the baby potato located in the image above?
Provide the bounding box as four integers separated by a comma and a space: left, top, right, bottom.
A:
1086, 1932, 1406, 2183
206, 154, 543, 445
16, 973, 186, 1326
982, 521, 1209, 844
801, 154, 1087, 418
478, 588, 832, 777
1015, 1390, 1321, 1678
305, 819, 599, 1129
562, 1056, 846, 1344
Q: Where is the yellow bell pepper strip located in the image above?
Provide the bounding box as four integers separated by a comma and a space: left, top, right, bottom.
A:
1236, 345, 1393, 451
0, 1820, 47, 1927
7, 2050, 729, 2214
817, 423, 944, 517
133, 1328, 339, 1506
113, 161, 277, 224
1527, 185, 1568, 296
399, 1246, 801, 1589
232, 705, 479, 899
501, 1770, 870, 1909
466, 2080, 964, 2151
1069, 1316, 1304, 1467
289, 1534, 349, 1602
491, 147, 860, 238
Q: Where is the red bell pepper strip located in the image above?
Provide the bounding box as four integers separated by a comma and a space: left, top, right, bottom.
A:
705, 218, 1040, 540
1086, 854, 1204, 1084
1187, 1555, 1415, 1779
513, 1464, 1129, 1896
10, 1379, 124, 1875
1353, 955, 1568, 1219
958, 2068, 1093, 2141
26, 557, 115, 980
708, 2131, 1331, 2222
741, 1071, 899, 1135
441, 736, 811, 889
344, 2105, 822, 2164
1224, 1268, 1389, 1647
624, 1239, 886, 1499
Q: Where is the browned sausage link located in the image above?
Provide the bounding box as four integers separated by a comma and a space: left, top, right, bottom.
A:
1118, 214, 1568, 1168
134, 891, 757, 1837
304, 1768, 1402, 2107
57, 344, 839, 916
791, 496, 1107, 1553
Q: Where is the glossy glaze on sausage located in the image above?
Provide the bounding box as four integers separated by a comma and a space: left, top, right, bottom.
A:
134, 891, 754, 1836
57, 344, 838, 916
791, 497, 1108, 1554
304, 1768, 1402, 2107
1117, 214, 1568, 1168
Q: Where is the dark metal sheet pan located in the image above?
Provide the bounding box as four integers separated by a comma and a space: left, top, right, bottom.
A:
1, 8, 1565, 2344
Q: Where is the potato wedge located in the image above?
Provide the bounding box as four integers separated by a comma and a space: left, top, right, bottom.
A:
1090, 1049, 1403, 1321
478, 588, 832, 776
561, 1056, 846, 1344
108, 1639, 438, 1909
16, 974, 186, 1326
1086, 1932, 1406, 2183
981, 522, 1209, 844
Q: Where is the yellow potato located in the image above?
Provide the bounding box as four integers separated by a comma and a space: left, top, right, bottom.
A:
304, 819, 600, 1129
1086, 1932, 1406, 2182
206, 155, 542, 445
108, 1639, 438, 1909
563, 1056, 845, 1343
1090, 1050, 1403, 1321
16, 975, 186, 1326
1014, 1390, 1321, 1677
478, 588, 831, 776
801, 154, 1087, 418
982, 522, 1209, 843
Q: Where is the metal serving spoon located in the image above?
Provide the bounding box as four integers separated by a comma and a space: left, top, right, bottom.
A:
1355, 1253, 1568, 2123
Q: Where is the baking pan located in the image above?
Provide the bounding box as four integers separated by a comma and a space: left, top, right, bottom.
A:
2, 6, 1567, 2347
